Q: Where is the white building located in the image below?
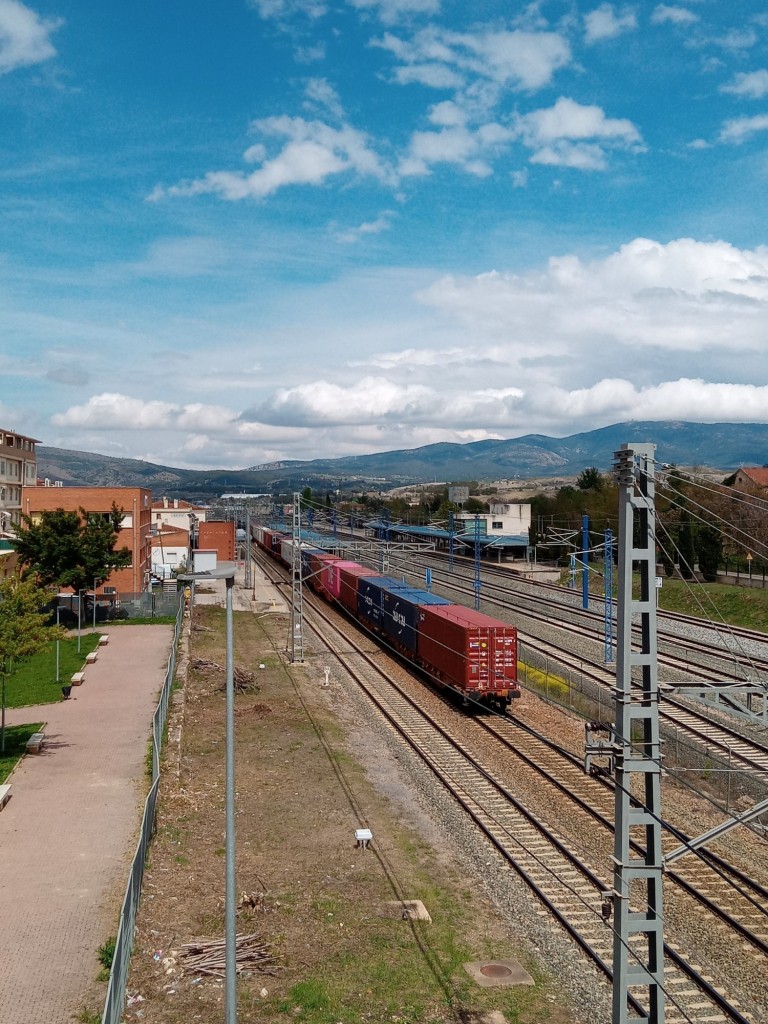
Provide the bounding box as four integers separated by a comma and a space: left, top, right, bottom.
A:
455, 502, 531, 539
0, 429, 39, 530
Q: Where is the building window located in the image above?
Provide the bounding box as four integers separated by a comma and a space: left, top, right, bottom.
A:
492, 521, 503, 530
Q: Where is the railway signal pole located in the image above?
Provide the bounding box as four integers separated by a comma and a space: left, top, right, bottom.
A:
612, 443, 665, 1024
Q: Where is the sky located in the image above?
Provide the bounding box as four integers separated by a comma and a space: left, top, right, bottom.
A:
3, 1, 768, 470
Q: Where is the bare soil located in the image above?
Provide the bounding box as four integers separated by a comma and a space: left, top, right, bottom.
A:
122, 604, 577, 1024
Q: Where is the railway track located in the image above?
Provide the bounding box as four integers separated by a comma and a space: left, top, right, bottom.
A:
299, 594, 757, 1024
254, 551, 762, 1022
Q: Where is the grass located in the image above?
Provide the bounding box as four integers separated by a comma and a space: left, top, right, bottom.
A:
0, 722, 45, 783
3, 633, 101, 707
655, 577, 768, 630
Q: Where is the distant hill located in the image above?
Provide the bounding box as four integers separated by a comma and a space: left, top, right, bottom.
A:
37, 421, 768, 500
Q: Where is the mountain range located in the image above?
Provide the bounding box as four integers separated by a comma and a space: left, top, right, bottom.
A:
36, 421, 768, 500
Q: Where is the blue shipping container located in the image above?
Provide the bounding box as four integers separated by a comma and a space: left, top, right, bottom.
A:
356, 576, 409, 631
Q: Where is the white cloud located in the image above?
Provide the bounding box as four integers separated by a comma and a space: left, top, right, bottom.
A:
713, 29, 757, 52
247, 376, 437, 426
0, 0, 60, 74
419, 237, 768, 356
719, 114, 768, 144
303, 77, 344, 119
584, 4, 637, 44
515, 97, 642, 170
650, 5, 698, 26
374, 27, 571, 95
248, 0, 327, 20
151, 117, 388, 201
334, 213, 394, 243
720, 70, 768, 99
51, 394, 238, 432
348, 0, 440, 25
538, 379, 768, 424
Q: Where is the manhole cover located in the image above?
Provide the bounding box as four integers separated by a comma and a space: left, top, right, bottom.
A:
479, 964, 513, 978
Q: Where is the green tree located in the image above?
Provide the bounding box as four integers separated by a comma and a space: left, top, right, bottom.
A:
696, 524, 723, 582
576, 466, 604, 491
678, 510, 696, 579
0, 576, 64, 751
11, 505, 131, 594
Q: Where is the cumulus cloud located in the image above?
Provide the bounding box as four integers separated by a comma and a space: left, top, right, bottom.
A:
303, 77, 344, 119
244, 376, 437, 426
51, 394, 238, 432
536, 379, 768, 424
0, 0, 60, 74
150, 117, 388, 201
419, 237, 768, 355
719, 114, 768, 144
650, 5, 698, 26
373, 26, 571, 94
584, 4, 637, 44
720, 70, 768, 99
515, 97, 643, 170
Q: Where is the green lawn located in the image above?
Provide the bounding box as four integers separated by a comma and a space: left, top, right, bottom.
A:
0, 723, 44, 782
653, 577, 768, 631
3, 633, 102, 708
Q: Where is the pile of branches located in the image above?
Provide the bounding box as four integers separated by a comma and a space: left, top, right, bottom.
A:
179, 933, 281, 977
191, 659, 258, 694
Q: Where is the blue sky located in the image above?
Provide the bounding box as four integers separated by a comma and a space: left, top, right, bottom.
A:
3, 0, 768, 469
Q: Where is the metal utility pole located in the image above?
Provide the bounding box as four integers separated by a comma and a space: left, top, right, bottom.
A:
244, 507, 252, 590
290, 492, 304, 663
448, 510, 454, 570
473, 516, 481, 610
582, 513, 590, 610
604, 528, 614, 664
612, 443, 665, 1024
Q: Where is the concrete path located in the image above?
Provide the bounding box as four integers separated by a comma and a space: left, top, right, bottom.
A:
0, 625, 173, 1024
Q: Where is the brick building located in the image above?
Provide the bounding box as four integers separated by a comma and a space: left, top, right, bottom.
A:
196, 520, 236, 563
21, 485, 152, 594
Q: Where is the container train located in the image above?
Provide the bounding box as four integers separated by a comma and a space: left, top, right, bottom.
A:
253, 524, 520, 711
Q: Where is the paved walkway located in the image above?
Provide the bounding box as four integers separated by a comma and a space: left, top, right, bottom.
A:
0, 625, 173, 1024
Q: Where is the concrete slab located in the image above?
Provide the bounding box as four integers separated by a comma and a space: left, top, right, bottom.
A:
463, 959, 535, 988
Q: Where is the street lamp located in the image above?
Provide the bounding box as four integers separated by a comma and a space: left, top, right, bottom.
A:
178, 567, 237, 1023
55, 605, 61, 684
77, 589, 85, 654
93, 578, 98, 630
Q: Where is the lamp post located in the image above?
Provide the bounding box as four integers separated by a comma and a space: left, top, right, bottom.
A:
178, 567, 237, 1022
93, 579, 98, 630
55, 605, 61, 683
77, 589, 84, 654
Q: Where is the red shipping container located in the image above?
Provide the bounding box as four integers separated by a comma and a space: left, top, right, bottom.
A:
337, 565, 382, 613
417, 604, 517, 696
323, 560, 363, 601
307, 553, 339, 594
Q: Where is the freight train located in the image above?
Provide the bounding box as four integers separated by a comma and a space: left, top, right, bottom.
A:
253, 525, 520, 712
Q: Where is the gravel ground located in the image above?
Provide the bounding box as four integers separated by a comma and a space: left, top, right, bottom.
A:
307, 602, 768, 1024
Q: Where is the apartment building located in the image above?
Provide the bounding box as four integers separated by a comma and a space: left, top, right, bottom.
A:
0, 429, 39, 530
21, 484, 152, 594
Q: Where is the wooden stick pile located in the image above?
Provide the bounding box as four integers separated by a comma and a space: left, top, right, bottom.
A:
179, 933, 281, 977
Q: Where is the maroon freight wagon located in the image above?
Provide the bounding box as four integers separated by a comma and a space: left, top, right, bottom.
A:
416, 604, 519, 710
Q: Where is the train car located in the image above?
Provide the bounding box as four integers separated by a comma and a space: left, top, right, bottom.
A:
416, 604, 519, 710
357, 578, 451, 656
323, 560, 365, 602
337, 564, 382, 614
306, 552, 340, 597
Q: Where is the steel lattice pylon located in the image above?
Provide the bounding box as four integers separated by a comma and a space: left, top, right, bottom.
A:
612, 443, 665, 1024
290, 492, 304, 663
